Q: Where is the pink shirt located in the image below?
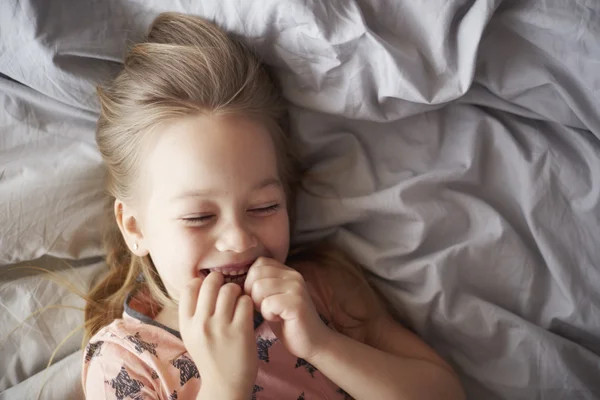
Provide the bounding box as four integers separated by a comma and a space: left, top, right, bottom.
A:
82, 287, 350, 400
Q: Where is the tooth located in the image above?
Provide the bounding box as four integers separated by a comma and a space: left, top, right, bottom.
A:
206, 268, 249, 276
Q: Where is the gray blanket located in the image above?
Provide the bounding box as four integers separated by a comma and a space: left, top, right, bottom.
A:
1, 1, 599, 399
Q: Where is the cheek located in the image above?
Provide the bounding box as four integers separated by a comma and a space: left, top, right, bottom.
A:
262, 212, 290, 263
146, 225, 210, 276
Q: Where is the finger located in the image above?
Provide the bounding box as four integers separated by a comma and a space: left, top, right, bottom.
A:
244, 258, 294, 294
178, 278, 203, 319
232, 294, 255, 330
214, 282, 242, 322
197, 271, 224, 317
249, 277, 300, 311
260, 293, 303, 322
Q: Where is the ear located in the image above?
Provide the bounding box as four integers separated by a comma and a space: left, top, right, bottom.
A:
114, 199, 149, 257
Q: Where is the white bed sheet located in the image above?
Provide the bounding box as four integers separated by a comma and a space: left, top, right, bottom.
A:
1, 0, 599, 399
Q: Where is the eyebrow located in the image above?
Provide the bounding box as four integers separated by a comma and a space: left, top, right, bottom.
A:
172, 177, 283, 200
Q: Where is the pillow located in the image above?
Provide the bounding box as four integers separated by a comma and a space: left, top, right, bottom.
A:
0, 81, 108, 265
0, 259, 106, 391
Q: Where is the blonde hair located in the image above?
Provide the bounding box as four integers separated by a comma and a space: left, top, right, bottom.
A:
85, 12, 380, 343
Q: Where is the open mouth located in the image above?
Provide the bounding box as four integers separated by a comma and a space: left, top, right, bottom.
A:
199, 266, 250, 285
222, 272, 247, 285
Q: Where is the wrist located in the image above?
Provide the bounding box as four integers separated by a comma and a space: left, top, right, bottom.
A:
306, 327, 339, 365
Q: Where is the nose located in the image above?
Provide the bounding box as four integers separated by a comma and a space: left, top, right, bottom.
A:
215, 217, 258, 253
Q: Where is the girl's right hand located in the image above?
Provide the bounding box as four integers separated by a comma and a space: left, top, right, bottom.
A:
179, 272, 258, 400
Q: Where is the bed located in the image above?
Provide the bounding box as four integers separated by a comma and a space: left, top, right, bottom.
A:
1, 0, 599, 399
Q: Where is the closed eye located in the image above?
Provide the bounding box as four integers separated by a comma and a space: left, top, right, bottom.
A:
249, 204, 280, 216
182, 215, 214, 225
182, 204, 280, 225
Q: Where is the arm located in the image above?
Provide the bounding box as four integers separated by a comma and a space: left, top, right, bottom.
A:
307, 314, 465, 400
297, 259, 464, 400
245, 258, 464, 400
179, 273, 257, 400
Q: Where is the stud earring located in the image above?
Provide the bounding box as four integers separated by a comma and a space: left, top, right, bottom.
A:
133, 243, 139, 250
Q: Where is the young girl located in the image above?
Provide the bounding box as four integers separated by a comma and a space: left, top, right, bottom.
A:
82, 12, 464, 400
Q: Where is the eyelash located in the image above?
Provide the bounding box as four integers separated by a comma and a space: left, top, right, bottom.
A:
251, 204, 280, 215
183, 204, 280, 225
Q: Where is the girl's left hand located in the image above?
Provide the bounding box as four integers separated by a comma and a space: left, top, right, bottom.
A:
244, 257, 332, 360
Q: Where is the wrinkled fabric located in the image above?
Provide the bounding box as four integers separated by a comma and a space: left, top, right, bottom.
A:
1, 1, 599, 399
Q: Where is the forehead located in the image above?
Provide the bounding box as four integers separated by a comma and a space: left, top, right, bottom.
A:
141, 114, 280, 200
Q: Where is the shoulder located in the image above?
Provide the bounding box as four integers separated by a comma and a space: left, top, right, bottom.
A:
82, 318, 185, 399
291, 259, 379, 343
82, 329, 158, 400
82, 319, 155, 375
84, 316, 183, 363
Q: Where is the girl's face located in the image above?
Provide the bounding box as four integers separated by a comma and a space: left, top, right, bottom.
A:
123, 114, 290, 300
